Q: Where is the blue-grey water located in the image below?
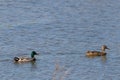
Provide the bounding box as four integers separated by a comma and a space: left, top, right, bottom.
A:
0, 0, 120, 80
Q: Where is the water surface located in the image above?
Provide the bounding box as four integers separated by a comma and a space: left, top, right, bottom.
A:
0, 0, 120, 80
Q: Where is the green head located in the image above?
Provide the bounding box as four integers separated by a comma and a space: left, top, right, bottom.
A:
31, 51, 38, 58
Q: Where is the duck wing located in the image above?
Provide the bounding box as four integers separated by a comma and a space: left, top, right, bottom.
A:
86, 50, 101, 56
91, 51, 106, 56
19, 57, 34, 62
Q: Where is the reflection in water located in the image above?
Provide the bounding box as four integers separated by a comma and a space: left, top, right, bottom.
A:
14, 61, 37, 70
30, 61, 37, 71
86, 55, 107, 61
101, 56, 107, 62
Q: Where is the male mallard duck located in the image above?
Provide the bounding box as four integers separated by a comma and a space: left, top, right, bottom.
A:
86, 45, 109, 56
14, 51, 38, 62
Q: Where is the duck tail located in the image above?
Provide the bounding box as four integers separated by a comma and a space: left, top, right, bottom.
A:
14, 57, 19, 61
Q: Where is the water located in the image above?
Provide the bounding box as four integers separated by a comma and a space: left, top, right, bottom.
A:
0, 0, 120, 80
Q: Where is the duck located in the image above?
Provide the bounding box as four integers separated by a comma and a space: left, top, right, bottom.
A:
86, 45, 109, 56
14, 51, 38, 62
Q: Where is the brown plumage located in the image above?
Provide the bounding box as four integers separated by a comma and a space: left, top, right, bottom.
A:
86, 45, 109, 56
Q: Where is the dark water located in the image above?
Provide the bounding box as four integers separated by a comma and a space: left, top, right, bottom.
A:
0, 0, 120, 80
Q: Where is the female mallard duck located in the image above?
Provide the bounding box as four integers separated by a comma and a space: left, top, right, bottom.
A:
14, 51, 38, 62
86, 45, 109, 56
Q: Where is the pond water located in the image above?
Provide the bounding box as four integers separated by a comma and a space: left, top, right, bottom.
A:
0, 0, 120, 80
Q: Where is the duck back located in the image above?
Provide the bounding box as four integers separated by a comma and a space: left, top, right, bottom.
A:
86, 51, 106, 56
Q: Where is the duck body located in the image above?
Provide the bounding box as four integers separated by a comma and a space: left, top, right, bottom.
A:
86, 51, 106, 56
14, 57, 36, 62
86, 45, 109, 57
14, 51, 38, 62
